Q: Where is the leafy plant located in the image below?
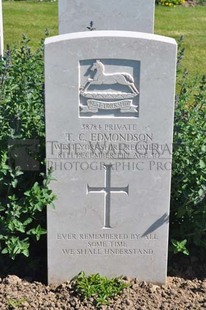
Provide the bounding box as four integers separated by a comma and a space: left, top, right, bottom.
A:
72, 272, 128, 307
7, 297, 27, 310
170, 239, 189, 255
0, 35, 56, 260
170, 37, 206, 256
176, 35, 185, 71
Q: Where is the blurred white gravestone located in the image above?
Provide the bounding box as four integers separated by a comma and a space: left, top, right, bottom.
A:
0, 0, 3, 56
45, 31, 177, 285
59, 0, 155, 34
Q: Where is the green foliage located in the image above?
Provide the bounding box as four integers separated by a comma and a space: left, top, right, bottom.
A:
72, 272, 128, 307
7, 297, 27, 309
0, 35, 56, 260
170, 239, 189, 255
156, 0, 185, 6
176, 36, 185, 71
196, 0, 206, 4
170, 38, 206, 256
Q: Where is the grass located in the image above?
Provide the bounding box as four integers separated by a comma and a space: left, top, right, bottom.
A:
3, 1, 58, 47
155, 5, 206, 75
2, 2, 206, 76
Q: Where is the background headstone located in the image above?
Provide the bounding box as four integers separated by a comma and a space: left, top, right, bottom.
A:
0, 0, 3, 56
59, 0, 155, 34
45, 31, 177, 285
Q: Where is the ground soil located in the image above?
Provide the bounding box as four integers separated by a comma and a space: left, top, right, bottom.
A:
0, 274, 206, 310
1, 253, 206, 310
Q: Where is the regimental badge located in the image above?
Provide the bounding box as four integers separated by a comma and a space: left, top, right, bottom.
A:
79, 60, 140, 117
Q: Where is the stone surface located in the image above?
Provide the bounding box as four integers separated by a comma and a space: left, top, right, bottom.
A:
59, 0, 155, 34
0, 0, 3, 55
45, 31, 177, 285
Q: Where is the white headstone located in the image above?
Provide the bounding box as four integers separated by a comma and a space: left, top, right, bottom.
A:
45, 31, 177, 285
59, 0, 155, 34
0, 0, 3, 56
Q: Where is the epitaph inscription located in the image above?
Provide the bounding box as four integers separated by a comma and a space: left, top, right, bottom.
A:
58, 232, 158, 256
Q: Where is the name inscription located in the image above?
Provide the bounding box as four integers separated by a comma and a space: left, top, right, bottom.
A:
47, 131, 171, 161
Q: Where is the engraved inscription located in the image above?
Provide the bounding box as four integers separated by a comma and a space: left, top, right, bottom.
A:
62, 248, 153, 255
47, 127, 172, 172
58, 233, 158, 256
87, 164, 129, 229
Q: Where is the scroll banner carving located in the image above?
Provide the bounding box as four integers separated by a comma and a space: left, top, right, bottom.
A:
81, 99, 137, 113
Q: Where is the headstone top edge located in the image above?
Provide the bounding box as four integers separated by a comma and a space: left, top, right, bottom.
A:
45, 31, 177, 46
58, 0, 155, 35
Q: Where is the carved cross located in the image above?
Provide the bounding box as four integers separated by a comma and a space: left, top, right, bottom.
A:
87, 164, 129, 228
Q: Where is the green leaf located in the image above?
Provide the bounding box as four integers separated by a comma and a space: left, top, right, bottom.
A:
1, 248, 8, 254
11, 179, 18, 188
199, 159, 206, 169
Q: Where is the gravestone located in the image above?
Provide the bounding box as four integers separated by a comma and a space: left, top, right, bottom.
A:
45, 31, 177, 285
0, 0, 3, 56
59, 0, 155, 34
